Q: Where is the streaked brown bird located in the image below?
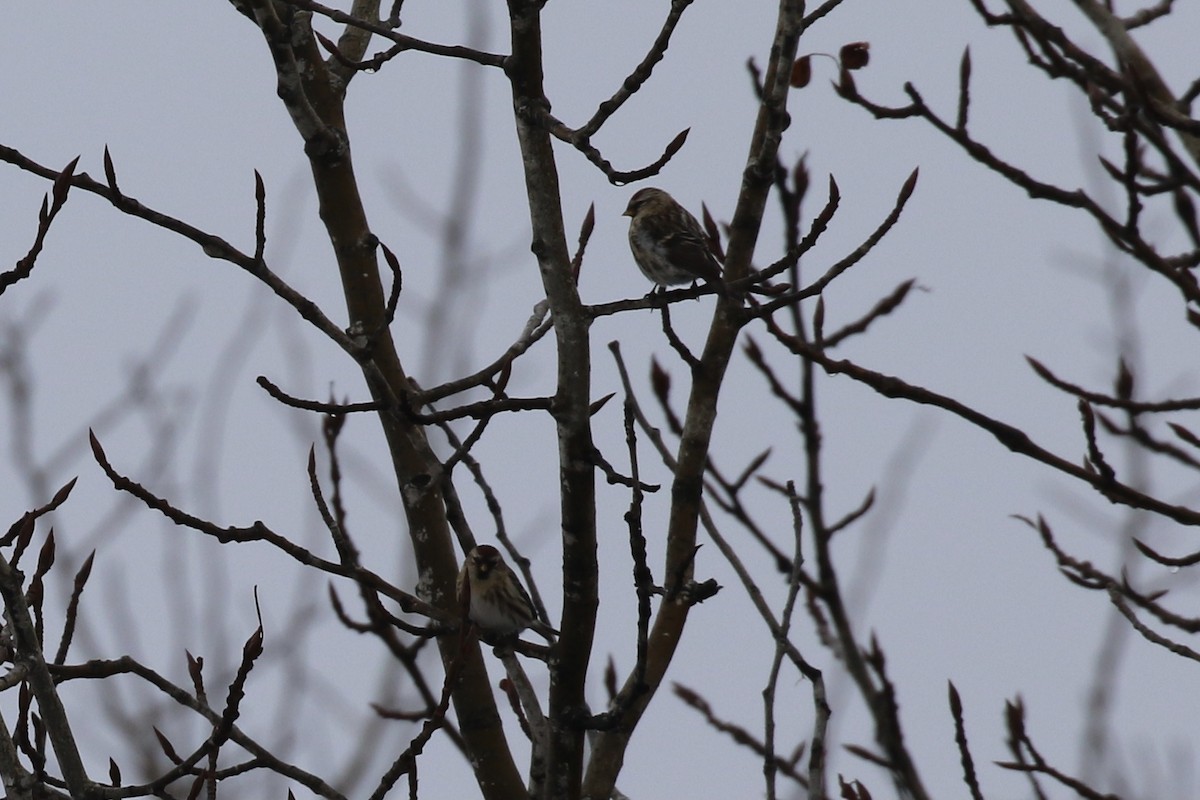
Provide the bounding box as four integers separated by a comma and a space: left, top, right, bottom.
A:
623, 187, 727, 290
457, 544, 557, 642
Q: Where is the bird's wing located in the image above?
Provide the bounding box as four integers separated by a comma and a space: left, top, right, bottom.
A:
659, 225, 723, 283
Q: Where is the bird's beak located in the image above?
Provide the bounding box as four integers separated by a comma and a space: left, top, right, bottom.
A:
622, 203, 635, 217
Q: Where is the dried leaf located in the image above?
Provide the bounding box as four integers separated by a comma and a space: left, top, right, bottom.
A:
840, 42, 870, 70
790, 55, 812, 88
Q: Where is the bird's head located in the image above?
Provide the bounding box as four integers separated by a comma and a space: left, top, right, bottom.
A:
469, 544, 502, 578
623, 187, 670, 218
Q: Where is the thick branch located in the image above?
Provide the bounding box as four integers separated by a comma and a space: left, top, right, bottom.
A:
0, 552, 92, 797
505, 2, 597, 796
583, 2, 807, 795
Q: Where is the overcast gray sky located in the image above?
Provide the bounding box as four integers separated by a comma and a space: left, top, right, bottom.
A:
2, 2, 1198, 798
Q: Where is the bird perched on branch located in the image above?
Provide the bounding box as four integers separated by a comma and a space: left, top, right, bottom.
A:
457, 544, 557, 642
623, 187, 728, 292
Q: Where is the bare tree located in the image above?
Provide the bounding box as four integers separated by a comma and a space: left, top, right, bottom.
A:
1, 1, 1198, 799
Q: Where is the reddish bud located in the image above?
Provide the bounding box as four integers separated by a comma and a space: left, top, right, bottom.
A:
1114, 358, 1134, 400
649, 358, 670, 402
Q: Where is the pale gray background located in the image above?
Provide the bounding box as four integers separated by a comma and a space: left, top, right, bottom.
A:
1, 2, 1197, 798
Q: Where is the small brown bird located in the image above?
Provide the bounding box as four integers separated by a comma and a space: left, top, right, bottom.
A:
457, 544, 557, 642
623, 187, 726, 290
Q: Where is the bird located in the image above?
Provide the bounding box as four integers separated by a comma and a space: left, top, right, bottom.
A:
623, 187, 727, 291
457, 544, 557, 642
